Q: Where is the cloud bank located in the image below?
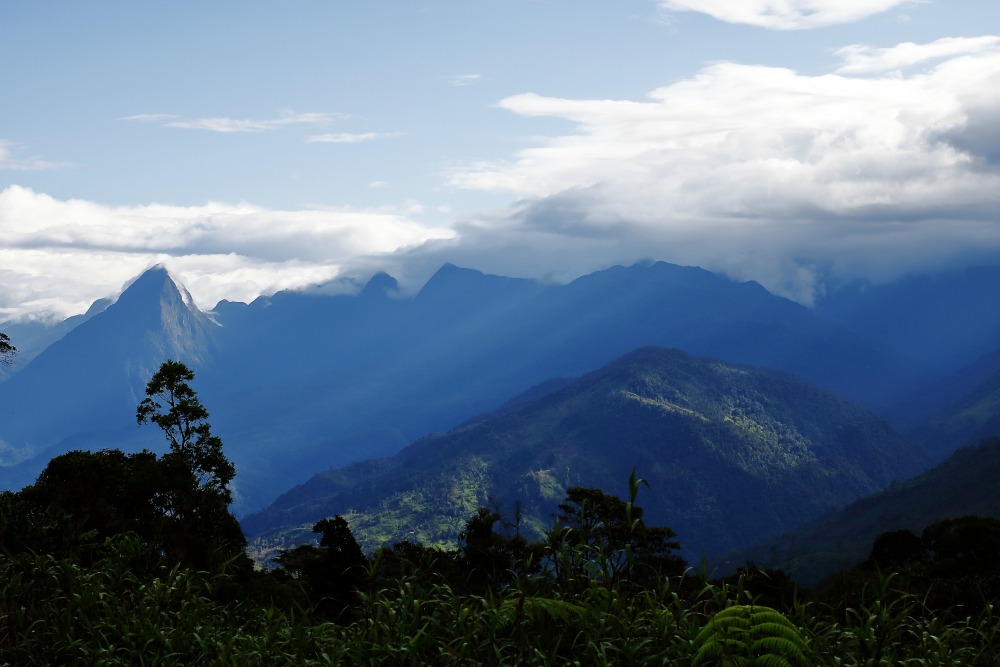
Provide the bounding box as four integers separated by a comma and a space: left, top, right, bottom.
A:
0, 186, 454, 321
446, 37, 1000, 302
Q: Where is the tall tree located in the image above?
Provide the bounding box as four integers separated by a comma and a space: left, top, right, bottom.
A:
137, 360, 234, 499
137, 360, 246, 572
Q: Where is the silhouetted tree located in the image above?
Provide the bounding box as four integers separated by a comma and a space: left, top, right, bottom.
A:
136, 360, 246, 572
868, 529, 923, 569
548, 479, 685, 592
274, 515, 367, 618
137, 360, 234, 498
458, 507, 536, 594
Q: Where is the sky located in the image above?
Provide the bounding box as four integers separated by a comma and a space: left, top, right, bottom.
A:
2, 0, 999, 321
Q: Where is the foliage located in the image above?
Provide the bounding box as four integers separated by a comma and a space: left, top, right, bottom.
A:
8, 536, 1000, 666
132, 359, 247, 572
0, 361, 247, 575
273, 515, 368, 619
7, 468, 1000, 665
820, 515, 1000, 615
0, 331, 14, 365
137, 359, 235, 496
691, 604, 811, 667
544, 473, 686, 594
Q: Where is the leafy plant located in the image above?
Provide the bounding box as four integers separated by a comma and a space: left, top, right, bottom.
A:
692, 604, 811, 667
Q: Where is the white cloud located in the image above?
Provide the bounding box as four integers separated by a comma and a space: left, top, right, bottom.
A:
125, 111, 344, 133
0, 186, 455, 320
120, 113, 180, 123
448, 38, 1000, 302
835, 35, 1000, 74
658, 0, 913, 30
307, 132, 396, 144
0, 140, 72, 171
444, 74, 481, 86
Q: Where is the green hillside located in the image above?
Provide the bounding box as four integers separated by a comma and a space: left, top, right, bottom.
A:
244, 347, 927, 564
735, 436, 1000, 586
917, 364, 1000, 458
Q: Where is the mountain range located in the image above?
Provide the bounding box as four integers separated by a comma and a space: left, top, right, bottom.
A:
241, 346, 931, 565
2, 261, 999, 537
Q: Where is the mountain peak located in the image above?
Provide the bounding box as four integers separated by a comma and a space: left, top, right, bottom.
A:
420, 263, 484, 289
360, 271, 400, 299
416, 263, 539, 307
115, 265, 196, 311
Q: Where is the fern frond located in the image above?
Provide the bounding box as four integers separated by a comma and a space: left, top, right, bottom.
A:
691, 605, 810, 667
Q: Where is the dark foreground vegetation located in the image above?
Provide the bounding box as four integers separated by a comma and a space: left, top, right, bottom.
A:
3, 360, 1000, 665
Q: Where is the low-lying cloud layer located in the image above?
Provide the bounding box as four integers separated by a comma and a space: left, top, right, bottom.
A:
0, 186, 454, 320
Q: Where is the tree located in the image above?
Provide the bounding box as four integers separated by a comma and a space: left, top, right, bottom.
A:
868, 529, 923, 569
274, 515, 368, 618
6, 449, 167, 568
0, 332, 15, 366
458, 507, 533, 594
137, 360, 234, 499
136, 360, 246, 572
548, 476, 685, 592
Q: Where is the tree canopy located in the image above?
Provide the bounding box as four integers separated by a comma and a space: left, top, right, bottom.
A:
137, 359, 234, 499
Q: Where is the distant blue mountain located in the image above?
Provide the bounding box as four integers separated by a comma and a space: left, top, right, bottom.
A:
816, 265, 1000, 374
0, 261, 981, 515
0, 297, 111, 380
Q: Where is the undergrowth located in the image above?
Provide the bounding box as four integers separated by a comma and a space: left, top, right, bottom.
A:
4, 544, 1000, 666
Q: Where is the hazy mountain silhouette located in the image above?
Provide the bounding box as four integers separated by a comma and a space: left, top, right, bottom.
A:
0, 261, 977, 515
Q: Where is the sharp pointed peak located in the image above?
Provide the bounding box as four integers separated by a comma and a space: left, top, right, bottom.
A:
119, 263, 172, 290
115, 264, 198, 311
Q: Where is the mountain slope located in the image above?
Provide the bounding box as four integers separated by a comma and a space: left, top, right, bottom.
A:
0, 266, 220, 488
913, 359, 1000, 459
734, 436, 1000, 587
242, 347, 927, 564
816, 265, 1000, 375
0, 297, 111, 381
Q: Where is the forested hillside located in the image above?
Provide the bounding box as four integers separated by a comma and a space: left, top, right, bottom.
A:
243, 346, 927, 564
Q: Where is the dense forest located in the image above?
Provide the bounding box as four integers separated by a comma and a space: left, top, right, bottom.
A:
4, 359, 1000, 664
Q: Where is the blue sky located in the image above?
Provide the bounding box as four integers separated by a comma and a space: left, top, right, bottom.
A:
2, 0, 999, 320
